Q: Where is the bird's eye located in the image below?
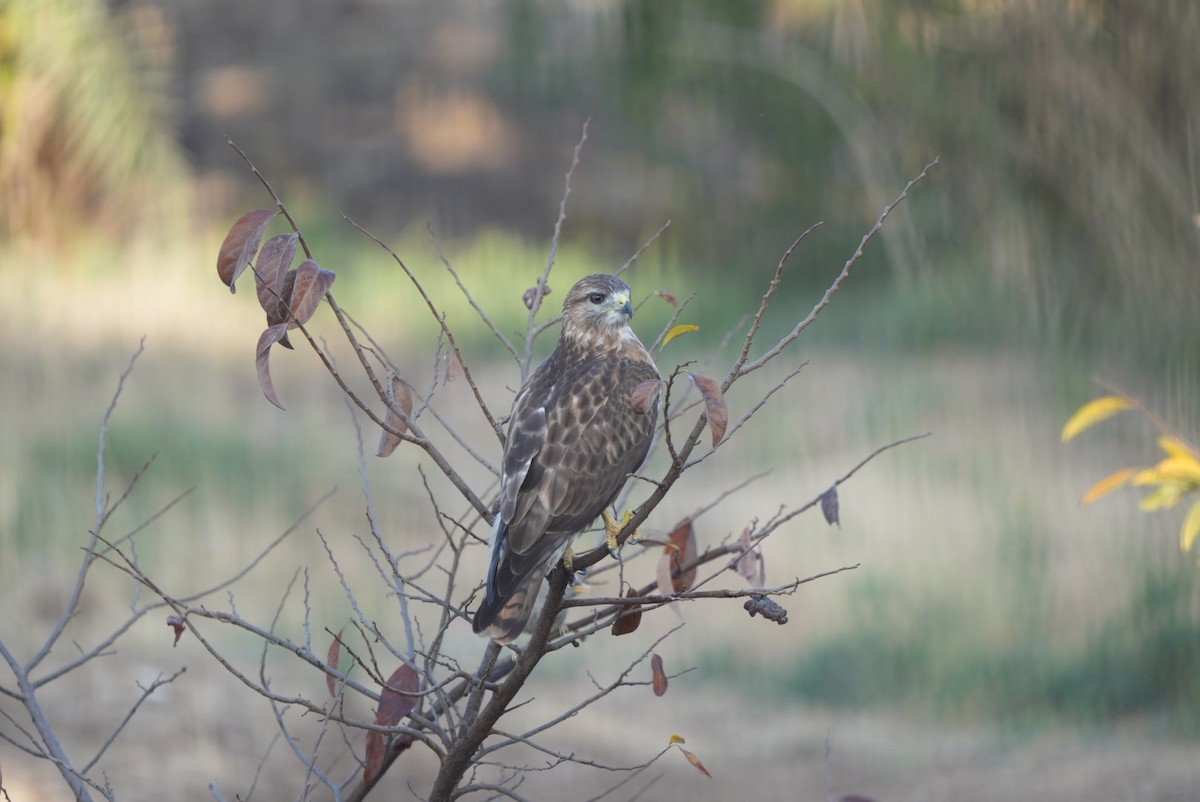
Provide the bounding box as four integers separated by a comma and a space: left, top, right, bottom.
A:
587, 292, 606, 305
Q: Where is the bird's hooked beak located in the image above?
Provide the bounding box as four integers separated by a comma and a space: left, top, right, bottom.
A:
612, 292, 633, 319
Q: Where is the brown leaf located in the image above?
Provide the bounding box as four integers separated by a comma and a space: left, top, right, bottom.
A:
657, 289, 679, 306
256, 323, 291, 410
365, 663, 421, 783
377, 374, 413, 458
666, 518, 697, 593
631, 379, 663, 415
679, 747, 712, 778
254, 232, 298, 319
522, 284, 551, 310
217, 209, 276, 292
326, 628, 344, 698
166, 615, 185, 647
734, 527, 762, 585
445, 350, 463, 384
687, 372, 728, 446
820, 485, 840, 528
744, 593, 788, 625
287, 259, 336, 329
610, 587, 643, 636
650, 653, 668, 696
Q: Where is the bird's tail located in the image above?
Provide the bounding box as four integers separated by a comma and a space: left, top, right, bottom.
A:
471, 577, 540, 643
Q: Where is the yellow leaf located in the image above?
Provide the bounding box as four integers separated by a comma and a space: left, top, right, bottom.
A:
1131, 468, 1164, 486
1061, 396, 1135, 442
1080, 467, 1136, 505
1181, 499, 1200, 552
1158, 436, 1200, 460
1152, 455, 1200, 486
661, 324, 699, 348
669, 734, 686, 745
1139, 482, 1190, 511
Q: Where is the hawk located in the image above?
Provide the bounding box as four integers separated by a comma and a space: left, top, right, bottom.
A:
473, 274, 661, 642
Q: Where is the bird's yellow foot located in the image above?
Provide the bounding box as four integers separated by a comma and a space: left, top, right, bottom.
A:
602, 509, 637, 558
562, 546, 575, 573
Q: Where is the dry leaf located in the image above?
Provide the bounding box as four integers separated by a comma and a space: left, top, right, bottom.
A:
679, 747, 711, 778
655, 553, 675, 598
657, 289, 679, 306
820, 486, 840, 527
666, 518, 697, 593
744, 593, 788, 625
254, 232, 298, 320
687, 372, 728, 446
734, 527, 762, 585
286, 258, 336, 329
217, 209, 277, 292
166, 615, 185, 647
651, 653, 668, 696
256, 323, 291, 410
611, 587, 643, 636
365, 663, 420, 783
631, 379, 663, 415
377, 374, 413, 458
445, 350, 463, 384
326, 628, 344, 697
522, 284, 551, 310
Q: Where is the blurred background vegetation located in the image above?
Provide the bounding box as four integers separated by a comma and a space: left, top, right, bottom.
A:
3, 0, 1200, 797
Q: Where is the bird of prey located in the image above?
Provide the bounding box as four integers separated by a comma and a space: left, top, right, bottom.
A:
473, 274, 661, 642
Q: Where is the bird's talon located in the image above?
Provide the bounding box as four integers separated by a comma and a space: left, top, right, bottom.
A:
602, 509, 635, 559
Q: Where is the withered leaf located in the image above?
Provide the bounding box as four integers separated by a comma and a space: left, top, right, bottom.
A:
326, 628, 344, 698
679, 747, 712, 778
744, 593, 788, 625
377, 374, 413, 458
522, 284, 551, 310
657, 289, 679, 306
666, 518, 697, 593
687, 372, 728, 446
254, 233, 298, 320
166, 615, 185, 647
217, 209, 276, 292
445, 350, 463, 384
734, 527, 762, 586
650, 653, 668, 697
287, 259, 336, 329
631, 379, 663, 415
256, 323, 291, 410
611, 587, 643, 636
365, 663, 420, 783
820, 486, 840, 528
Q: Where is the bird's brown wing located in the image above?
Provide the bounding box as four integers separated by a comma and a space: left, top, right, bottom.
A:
474, 350, 658, 639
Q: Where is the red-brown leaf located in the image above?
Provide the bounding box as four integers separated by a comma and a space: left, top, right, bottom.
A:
679, 747, 711, 778
445, 350, 463, 384
217, 209, 276, 292
522, 284, 551, 310
666, 518, 697, 593
166, 615, 185, 647
687, 373, 728, 446
631, 379, 663, 415
377, 374, 413, 458
650, 653, 668, 696
256, 323, 291, 410
657, 289, 679, 306
365, 663, 420, 784
287, 259, 335, 329
326, 628, 344, 698
254, 232, 298, 319
610, 587, 643, 636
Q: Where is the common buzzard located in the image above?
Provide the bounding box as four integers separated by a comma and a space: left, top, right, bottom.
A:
473, 274, 661, 642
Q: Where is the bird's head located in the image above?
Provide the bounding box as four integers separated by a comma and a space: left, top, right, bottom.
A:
561, 274, 635, 347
